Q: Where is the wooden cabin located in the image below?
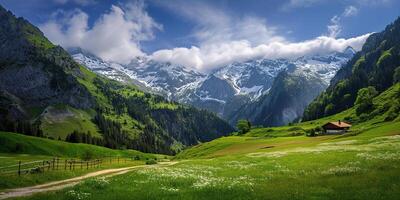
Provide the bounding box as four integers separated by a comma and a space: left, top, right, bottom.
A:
322, 120, 351, 134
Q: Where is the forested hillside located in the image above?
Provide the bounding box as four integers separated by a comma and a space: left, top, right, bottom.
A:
0, 5, 233, 155
303, 17, 400, 121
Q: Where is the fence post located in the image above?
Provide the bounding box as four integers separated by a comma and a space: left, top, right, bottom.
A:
56, 158, 59, 170
52, 158, 55, 170
73, 160, 75, 170
18, 161, 21, 176
65, 159, 67, 170
43, 161, 45, 172
69, 160, 72, 170
48, 161, 50, 171
87, 161, 89, 170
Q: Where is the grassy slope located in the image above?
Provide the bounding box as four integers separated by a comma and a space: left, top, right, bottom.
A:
0, 132, 159, 159
40, 105, 100, 140
21, 84, 400, 200
22, 119, 400, 200
0, 132, 169, 190
177, 83, 400, 159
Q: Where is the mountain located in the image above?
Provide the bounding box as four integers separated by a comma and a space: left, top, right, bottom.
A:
72, 46, 355, 126
226, 49, 356, 126
303, 17, 400, 121
71, 47, 354, 126
0, 5, 234, 155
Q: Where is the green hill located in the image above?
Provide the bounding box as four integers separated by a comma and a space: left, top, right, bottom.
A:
0, 5, 234, 155
27, 84, 400, 200
303, 17, 400, 121
177, 83, 400, 159
0, 131, 159, 159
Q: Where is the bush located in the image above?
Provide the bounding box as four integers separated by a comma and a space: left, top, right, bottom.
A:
306, 129, 317, 137
145, 159, 157, 165
355, 86, 378, 116
384, 104, 400, 121
393, 66, 400, 84
133, 155, 141, 160
81, 150, 93, 161
236, 120, 251, 135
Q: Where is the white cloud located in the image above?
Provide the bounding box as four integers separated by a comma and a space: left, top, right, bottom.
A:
151, 34, 371, 72
43, 0, 372, 73
40, 1, 161, 64
326, 5, 359, 38
282, 0, 324, 10
343, 5, 359, 17
327, 15, 342, 38
150, 1, 371, 72
282, 0, 392, 10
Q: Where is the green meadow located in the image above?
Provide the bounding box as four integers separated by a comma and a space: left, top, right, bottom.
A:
0, 132, 164, 190
18, 120, 400, 200
3, 84, 400, 199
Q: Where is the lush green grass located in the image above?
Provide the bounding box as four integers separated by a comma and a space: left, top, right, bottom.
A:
0, 132, 161, 159
0, 153, 145, 190
21, 120, 400, 200
0, 132, 170, 190
40, 105, 100, 140
6, 84, 400, 200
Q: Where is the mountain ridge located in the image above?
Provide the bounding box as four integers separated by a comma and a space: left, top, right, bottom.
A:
71, 46, 355, 126
0, 5, 234, 155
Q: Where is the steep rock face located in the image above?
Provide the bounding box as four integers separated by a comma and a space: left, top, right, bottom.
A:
0, 6, 93, 118
229, 70, 326, 126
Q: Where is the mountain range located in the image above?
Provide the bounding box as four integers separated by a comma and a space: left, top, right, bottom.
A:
71, 46, 356, 126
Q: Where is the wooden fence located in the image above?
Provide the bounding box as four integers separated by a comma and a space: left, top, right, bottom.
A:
0, 157, 127, 176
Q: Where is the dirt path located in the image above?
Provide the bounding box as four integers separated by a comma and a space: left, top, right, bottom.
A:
0, 161, 178, 200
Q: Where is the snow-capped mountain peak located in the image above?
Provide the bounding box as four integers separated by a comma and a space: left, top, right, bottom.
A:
71, 48, 355, 119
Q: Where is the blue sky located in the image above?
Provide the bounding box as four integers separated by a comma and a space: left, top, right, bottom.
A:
0, 0, 399, 72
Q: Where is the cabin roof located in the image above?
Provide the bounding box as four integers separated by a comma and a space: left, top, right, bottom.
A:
322, 121, 352, 129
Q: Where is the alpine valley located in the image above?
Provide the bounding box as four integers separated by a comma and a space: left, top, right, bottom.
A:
0, 2, 400, 200
71, 46, 356, 126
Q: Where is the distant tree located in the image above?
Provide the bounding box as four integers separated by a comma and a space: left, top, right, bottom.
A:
236, 120, 251, 135
355, 86, 378, 116
394, 66, 400, 84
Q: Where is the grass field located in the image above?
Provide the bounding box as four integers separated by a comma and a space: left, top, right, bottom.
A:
18, 119, 400, 200
0, 132, 167, 191
3, 84, 400, 199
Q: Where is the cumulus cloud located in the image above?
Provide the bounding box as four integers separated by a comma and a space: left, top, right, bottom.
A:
43, 0, 372, 73
40, 1, 162, 64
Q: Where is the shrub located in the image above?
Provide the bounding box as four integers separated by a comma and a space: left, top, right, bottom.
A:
81, 150, 93, 161
145, 159, 157, 165
306, 129, 317, 137
393, 66, 400, 84
133, 155, 141, 160
384, 104, 400, 121
355, 86, 378, 116
236, 120, 251, 135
